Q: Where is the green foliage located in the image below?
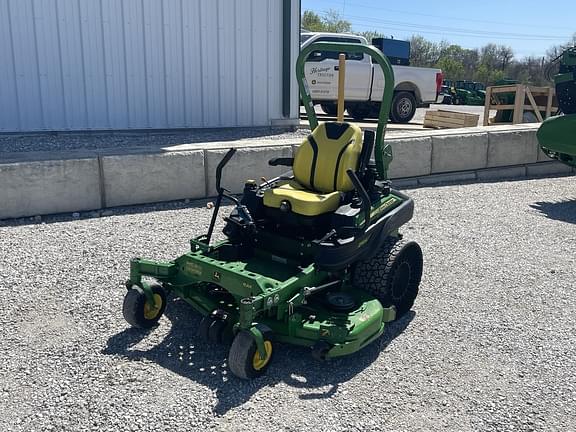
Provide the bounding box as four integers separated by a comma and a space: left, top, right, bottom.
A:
436, 57, 465, 81
359, 30, 384, 44
301, 10, 324, 32
409, 35, 441, 67
301, 9, 351, 33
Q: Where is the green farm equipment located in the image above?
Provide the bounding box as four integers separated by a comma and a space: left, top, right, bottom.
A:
121, 42, 423, 380
538, 47, 576, 167
451, 81, 486, 106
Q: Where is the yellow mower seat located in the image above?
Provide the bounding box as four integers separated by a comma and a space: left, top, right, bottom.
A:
263, 180, 342, 217
263, 122, 363, 217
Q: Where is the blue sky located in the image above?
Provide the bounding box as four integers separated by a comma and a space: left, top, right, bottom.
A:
301, 0, 575, 58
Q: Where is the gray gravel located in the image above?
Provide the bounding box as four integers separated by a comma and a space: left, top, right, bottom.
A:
1, 176, 576, 431
0, 127, 309, 156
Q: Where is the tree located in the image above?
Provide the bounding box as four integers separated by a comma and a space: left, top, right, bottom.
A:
409, 35, 441, 67
301, 9, 351, 33
497, 46, 514, 70
358, 30, 384, 44
436, 57, 465, 81
301, 10, 324, 32
322, 9, 352, 33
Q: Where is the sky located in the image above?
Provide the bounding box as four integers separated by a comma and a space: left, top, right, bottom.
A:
300, 0, 575, 59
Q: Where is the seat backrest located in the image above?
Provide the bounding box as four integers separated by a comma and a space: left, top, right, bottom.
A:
293, 122, 363, 194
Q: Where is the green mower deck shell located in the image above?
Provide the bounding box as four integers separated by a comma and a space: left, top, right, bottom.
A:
537, 114, 576, 167
128, 241, 397, 357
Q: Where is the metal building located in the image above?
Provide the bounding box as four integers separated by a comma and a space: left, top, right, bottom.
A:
0, 0, 300, 132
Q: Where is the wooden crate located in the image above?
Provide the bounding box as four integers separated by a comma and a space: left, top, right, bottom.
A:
483, 84, 557, 126
423, 110, 480, 129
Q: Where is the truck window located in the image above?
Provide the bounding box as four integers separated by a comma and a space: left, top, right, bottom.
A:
308, 37, 364, 62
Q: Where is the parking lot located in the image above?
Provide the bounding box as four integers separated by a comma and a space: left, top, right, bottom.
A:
1, 175, 575, 431
301, 104, 496, 133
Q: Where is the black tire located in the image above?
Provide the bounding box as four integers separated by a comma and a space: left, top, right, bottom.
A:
197, 316, 213, 341
352, 237, 423, 318
228, 326, 274, 380
122, 284, 167, 329
390, 91, 417, 123
311, 341, 332, 361
346, 103, 373, 120
208, 319, 227, 344
320, 103, 338, 116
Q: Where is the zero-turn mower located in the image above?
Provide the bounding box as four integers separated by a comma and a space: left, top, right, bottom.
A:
121, 42, 423, 380
538, 47, 576, 167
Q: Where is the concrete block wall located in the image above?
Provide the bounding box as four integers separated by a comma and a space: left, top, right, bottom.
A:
0, 124, 573, 219
102, 151, 206, 207
0, 158, 101, 218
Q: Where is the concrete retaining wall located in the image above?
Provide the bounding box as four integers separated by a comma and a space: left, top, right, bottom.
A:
1, 124, 573, 219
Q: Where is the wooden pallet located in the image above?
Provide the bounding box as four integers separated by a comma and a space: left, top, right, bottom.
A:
423, 110, 480, 129
483, 84, 557, 126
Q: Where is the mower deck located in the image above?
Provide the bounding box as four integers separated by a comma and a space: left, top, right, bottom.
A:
129, 235, 397, 359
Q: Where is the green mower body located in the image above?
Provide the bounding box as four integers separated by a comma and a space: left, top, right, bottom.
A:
122, 43, 423, 379
538, 47, 576, 167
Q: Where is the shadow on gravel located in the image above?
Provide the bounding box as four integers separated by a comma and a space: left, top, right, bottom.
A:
103, 297, 414, 414
530, 199, 576, 224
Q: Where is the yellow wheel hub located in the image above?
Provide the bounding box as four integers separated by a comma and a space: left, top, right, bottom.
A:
252, 341, 273, 370
143, 293, 163, 320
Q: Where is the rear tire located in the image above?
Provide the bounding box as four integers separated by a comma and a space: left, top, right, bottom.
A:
390, 92, 417, 123
353, 237, 423, 318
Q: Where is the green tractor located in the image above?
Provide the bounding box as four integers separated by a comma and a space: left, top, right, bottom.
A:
120, 42, 423, 380
538, 47, 576, 167
451, 81, 486, 106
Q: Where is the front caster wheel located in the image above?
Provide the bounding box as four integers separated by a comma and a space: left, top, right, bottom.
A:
198, 310, 233, 345
311, 341, 332, 361
122, 284, 167, 329
228, 327, 274, 380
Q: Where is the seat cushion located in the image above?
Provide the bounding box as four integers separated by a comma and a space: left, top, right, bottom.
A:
263, 180, 341, 217
293, 122, 363, 194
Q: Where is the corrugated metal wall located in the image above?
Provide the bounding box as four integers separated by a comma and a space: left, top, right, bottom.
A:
0, 0, 299, 132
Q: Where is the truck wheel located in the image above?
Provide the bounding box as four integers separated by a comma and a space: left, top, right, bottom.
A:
320, 103, 338, 116
346, 103, 372, 120
352, 237, 423, 319
390, 92, 417, 123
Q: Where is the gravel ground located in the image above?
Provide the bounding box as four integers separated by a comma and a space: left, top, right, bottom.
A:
0, 127, 309, 156
1, 176, 576, 431
0, 105, 491, 156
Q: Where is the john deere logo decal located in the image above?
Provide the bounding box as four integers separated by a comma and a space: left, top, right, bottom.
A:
213, 271, 221, 281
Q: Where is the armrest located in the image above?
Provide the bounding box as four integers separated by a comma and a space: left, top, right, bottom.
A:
268, 157, 294, 167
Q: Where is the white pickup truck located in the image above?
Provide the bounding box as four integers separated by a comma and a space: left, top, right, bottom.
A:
301, 32, 443, 123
